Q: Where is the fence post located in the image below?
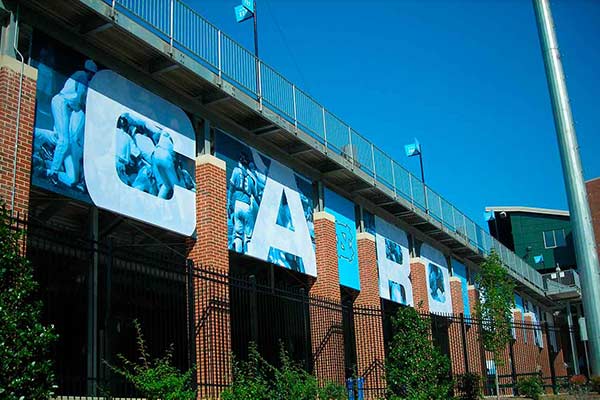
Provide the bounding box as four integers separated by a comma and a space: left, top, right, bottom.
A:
322, 107, 327, 150
460, 314, 469, 373
371, 143, 376, 183
545, 322, 558, 394
249, 275, 259, 343
391, 158, 397, 198
300, 288, 312, 372
347, 126, 354, 168
186, 259, 197, 391
509, 338, 518, 395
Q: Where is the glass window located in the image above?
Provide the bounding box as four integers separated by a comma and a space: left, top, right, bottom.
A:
543, 230, 556, 248
555, 229, 567, 247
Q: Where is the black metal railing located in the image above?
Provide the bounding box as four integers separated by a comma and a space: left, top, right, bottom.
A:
4, 215, 578, 398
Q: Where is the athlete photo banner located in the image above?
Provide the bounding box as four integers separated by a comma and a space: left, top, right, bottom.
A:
420, 243, 452, 314
216, 131, 316, 276
31, 35, 196, 236
375, 216, 412, 306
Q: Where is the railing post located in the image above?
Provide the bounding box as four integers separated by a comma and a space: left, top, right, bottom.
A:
322, 107, 327, 149
169, 0, 174, 54
371, 143, 376, 182
391, 158, 397, 198
292, 84, 298, 132
347, 126, 354, 168
111, 0, 116, 17
438, 196, 443, 222
409, 174, 414, 208
217, 30, 222, 82
257, 59, 263, 111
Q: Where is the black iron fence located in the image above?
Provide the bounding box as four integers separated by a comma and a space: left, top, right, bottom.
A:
6, 215, 578, 398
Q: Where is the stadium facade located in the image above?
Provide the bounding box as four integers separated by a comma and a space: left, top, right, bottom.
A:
0, 0, 586, 397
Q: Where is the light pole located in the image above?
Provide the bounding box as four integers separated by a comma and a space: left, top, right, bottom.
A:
533, 0, 600, 374
405, 139, 428, 212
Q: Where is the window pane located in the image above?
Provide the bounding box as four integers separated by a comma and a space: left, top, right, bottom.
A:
555, 229, 566, 247
543, 230, 556, 248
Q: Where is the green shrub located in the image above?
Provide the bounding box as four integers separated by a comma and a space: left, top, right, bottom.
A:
0, 203, 58, 400
568, 374, 589, 399
516, 375, 544, 400
222, 343, 347, 400
106, 320, 196, 400
590, 375, 600, 393
455, 372, 482, 400
385, 305, 452, 400
318, 381, 348, 400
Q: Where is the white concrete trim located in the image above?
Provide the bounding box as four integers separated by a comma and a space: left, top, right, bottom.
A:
467, 284, 477, 291
196, 153, 226, 170
409, 257, 423, 264
0, 55, 38, 80
485, 205, 569, 217
356, 232, 375, 242
449, 276, 462, 283
313, 211, 335, 223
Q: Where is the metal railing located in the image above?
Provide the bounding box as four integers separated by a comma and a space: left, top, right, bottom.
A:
106, 0, 563, 295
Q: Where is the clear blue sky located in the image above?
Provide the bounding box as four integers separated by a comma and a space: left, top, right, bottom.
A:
188, 0, 600, 227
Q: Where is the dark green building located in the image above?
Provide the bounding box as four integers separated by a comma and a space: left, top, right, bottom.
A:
486, 206, 576, 273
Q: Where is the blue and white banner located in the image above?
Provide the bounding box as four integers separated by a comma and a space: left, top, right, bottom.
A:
375, 217, 412, 306
324, 189, 359, 290
216, 132, 316, 276
31, 36, 196, 236
420, 243, 452, 314
451, 259, 470, 318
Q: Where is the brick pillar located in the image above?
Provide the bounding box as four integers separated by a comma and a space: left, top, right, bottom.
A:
354, 232, 386, 399
309, 211, 345, 385
410, 258, 429, 312
0, 55, 37, 216
186, 154, 231, 399
449, 277, 467, 376
524, 314, 540, 375
466, 285, 487, 382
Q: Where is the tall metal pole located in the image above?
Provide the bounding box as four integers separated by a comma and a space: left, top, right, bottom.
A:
253, 0, 259, 58
533, 0, 600, 374
419, 149, 429, 212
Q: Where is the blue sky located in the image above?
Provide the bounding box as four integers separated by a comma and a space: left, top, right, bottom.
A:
187, 0, 600, 227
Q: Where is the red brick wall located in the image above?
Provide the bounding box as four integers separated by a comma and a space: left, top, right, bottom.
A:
0, 57, 37, 217
465, 286, 486, 380
587, 178, 600, 262
449, 277, 467, 376
310, 211, 345, 385
354, 232, 386, 398
186, 154, 231, 399
410, 259, 429, 312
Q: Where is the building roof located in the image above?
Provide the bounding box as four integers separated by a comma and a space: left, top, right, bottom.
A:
485, 206, 570, 217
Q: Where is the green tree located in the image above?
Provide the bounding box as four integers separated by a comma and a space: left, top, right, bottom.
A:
475, 251, 515, 399
386, 305, 452, 400
0, 203, 58, 399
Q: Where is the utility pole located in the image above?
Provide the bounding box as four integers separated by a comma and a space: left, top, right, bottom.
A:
532, 0, 600, 375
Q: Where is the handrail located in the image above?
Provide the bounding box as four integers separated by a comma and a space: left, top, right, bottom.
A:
106, 0, 564, 295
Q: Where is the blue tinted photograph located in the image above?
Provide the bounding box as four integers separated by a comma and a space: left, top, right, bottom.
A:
428, 263, 447, 303
385, 238, 403, 264
389, 280, 407, 305
114, 113, 195, 199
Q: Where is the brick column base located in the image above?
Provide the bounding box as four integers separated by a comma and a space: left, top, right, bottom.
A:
0, 55, 37, 217
186, 154, 231, 399
354, 232, 386, 399
449, 277, 467, 376
309, 211, 345, 385
410, 258, 429, 312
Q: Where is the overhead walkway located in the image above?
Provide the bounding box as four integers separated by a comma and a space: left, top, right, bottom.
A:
16, 0, 580, 305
